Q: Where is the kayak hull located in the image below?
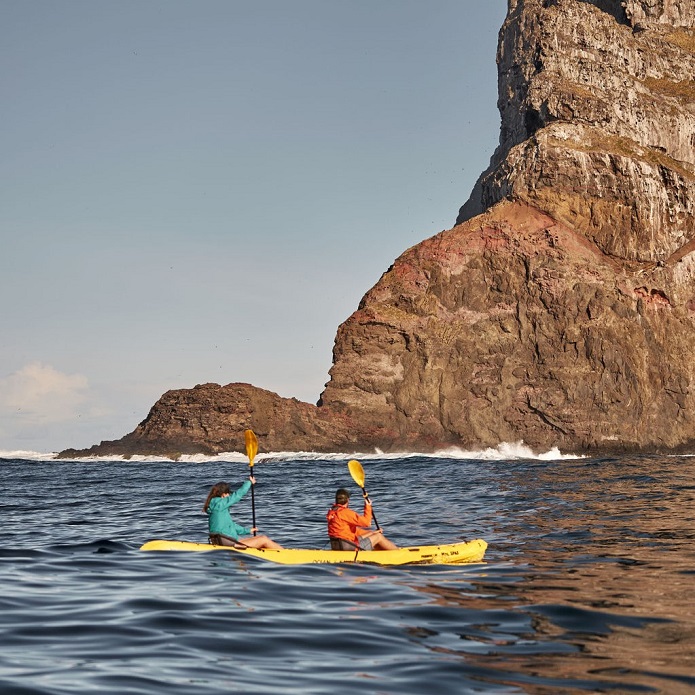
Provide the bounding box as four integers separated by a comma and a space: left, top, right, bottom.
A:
139, 538, 487, 565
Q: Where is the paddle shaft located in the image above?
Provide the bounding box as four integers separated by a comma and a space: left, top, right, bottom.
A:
249, 463, 257, 535
244, 430, 259, 536
360, 487, 380, 530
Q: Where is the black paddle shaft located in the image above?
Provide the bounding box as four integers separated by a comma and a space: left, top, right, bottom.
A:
362, 487, 380, 530
250, 465, 257, 535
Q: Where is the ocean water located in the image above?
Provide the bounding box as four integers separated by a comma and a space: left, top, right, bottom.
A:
1, 446, 694, 694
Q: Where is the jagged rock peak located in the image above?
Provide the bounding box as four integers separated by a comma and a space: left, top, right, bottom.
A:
459, 0, 695, 265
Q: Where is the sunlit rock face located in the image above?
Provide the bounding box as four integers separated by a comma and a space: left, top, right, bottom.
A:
318, 199, 695, 452
458, 0, 695, 263
61, 0, 695, 458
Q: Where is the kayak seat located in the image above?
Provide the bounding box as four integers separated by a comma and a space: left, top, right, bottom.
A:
209, 533, 248, 549
329, 537, 360, 551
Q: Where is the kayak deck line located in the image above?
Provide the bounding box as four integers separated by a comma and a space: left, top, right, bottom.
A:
139, 538, 488, 566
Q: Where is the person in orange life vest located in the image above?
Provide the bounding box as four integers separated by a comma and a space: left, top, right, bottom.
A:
326, 487, 397, 550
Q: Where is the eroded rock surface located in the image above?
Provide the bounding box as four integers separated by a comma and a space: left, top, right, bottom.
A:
319, 200, 695, 453
458, 0, 695, 264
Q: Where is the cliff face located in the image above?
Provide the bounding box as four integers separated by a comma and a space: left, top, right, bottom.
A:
459, 0, 695, 264
318, 199, 695, 452
60, 0, 695, 458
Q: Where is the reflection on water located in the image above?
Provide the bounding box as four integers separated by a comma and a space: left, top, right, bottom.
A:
402, 456, 695, 693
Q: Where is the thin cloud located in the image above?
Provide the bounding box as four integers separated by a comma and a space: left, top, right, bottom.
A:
0, 362, 89, 423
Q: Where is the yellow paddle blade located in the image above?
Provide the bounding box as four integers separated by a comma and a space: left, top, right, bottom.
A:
348, 459, 365, 488
244, 429, 258, 466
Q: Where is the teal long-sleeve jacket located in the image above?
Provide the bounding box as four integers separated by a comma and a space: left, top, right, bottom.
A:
206, 480, 252, 539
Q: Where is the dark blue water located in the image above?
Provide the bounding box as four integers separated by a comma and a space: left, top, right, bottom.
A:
1, 453, 694, 694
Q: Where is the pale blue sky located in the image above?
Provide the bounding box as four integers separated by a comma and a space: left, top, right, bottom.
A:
1, 1, 507, 453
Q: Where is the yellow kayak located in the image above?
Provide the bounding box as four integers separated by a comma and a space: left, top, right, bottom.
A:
139, 538, 487, 566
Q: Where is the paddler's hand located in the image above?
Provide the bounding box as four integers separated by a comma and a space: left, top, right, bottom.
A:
249, 475, 257, 484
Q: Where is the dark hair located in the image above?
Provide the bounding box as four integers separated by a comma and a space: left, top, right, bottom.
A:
203, 482, 230, 513
335, 488, 350, 504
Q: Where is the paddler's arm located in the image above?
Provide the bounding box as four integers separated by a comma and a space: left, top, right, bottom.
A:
230, 520, 252, 537
356, 497, 373, 527
226, 478, 253, 506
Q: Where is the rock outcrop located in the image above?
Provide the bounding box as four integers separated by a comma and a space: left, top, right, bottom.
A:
59, 383, 361, 458
60, 0, 695, 458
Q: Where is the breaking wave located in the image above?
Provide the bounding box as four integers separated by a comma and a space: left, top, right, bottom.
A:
0, 441, 581, 464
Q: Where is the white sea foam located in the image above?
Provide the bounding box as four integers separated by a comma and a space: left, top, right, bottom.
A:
0, 441, 582, 463
0, 450, 60, 461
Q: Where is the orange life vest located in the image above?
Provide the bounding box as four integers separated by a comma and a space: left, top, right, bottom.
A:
326, 502, 373, 544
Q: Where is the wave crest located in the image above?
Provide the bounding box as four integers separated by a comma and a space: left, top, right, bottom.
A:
1, 441, 581, 463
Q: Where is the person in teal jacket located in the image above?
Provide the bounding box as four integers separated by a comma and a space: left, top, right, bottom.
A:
203, 478, 282, 549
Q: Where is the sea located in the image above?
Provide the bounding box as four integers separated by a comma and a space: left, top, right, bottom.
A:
1, 443, 694, 695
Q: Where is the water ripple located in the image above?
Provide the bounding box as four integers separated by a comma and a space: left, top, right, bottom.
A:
1, 455, 694, 693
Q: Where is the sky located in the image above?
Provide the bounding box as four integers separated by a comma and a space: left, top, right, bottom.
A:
1, 1, 507, 454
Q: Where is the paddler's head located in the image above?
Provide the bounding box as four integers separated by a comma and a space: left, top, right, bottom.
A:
203, 481, 232, 513
335, 488, 350, 505
216, 482, 231, 496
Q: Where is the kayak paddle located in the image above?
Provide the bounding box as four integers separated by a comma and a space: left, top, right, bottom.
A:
347, 459, 381, 530
244, 429, 258, 536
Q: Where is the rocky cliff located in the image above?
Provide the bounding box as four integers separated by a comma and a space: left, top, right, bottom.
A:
60, 0, 695, 459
